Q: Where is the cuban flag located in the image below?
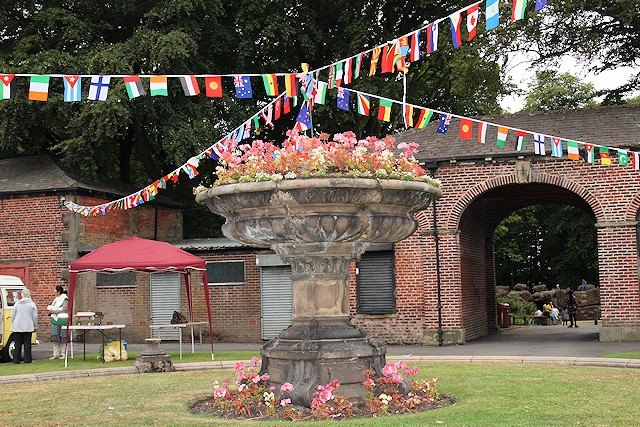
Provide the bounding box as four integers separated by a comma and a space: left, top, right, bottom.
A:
551, 137, 563, 158
449, 12, 462, 49
63, 75, 82, 102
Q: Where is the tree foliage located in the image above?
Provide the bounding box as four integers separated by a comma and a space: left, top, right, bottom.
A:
521, 70, 598, 111
493, 205, 599, 290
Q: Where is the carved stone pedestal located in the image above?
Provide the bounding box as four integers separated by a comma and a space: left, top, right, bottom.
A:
133, 338, 174, 373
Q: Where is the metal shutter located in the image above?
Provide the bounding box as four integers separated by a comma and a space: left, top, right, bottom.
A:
150, 273, 181, 340
260, 266, 293, 339
356, 251, 396, 315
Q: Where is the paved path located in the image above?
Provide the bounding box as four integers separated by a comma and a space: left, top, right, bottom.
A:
3, 321, 639, 384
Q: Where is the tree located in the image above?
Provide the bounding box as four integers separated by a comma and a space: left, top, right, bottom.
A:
521, 70, 598, 111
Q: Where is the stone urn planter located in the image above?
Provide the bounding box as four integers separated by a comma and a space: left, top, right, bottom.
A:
196, 177, 441, 406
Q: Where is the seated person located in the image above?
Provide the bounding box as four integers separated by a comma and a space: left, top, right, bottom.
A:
543, 302, 559, 324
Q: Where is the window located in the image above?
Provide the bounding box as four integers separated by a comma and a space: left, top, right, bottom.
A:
96, 272, 137, 287
207, 260, 245, 285
356, 250, 396, 315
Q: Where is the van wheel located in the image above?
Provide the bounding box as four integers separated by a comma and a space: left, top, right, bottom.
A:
0, 335, 16, 362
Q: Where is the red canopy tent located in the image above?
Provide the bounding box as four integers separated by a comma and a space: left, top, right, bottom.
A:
66, 236, 214, 360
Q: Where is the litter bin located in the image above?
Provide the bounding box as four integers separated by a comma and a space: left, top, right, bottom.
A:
497, 303, 510, 328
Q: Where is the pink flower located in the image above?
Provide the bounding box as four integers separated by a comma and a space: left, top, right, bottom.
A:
363, 378, 376, 388
281, 382, 294, 392
261, 374, 270, 381
382, 363, 398, 377
391, 373, 404, 383
213, 388, 227, 399
234, 361, 245, 371
251, 375, 261, 384
250, 356, 260, 365
280, 398, 292, 406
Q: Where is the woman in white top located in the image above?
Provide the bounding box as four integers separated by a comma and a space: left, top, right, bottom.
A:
47, 285, 68, 359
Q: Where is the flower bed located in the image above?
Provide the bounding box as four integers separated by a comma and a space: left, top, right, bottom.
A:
190, 358, 456, 421
197, 130, 441, 188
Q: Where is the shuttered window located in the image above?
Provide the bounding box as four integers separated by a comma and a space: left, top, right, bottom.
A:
356, 250, 396, 315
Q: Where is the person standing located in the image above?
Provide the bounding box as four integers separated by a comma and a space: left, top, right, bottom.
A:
47, 285, 68, 359
565, 290, 579, 328
10, 288, 38, 364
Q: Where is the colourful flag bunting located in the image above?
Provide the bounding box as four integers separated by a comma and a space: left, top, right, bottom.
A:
63, 75, 82, 102
585, 144, 595, 164
535, 0, 548, 11
262, 74, 279, 96
334, 62, 344, 86
149, 75, 168, 96
381, 44, 394, 73
551, 137, 563, 157
328, 64, 336, 89
478, 121, 487, 143
252, 115, 260, 135
354, 52, 364, 79
459, 118, 473, 139
599, 146, 611, 164
533, 133, 546, 155
516, 130, 527, 151
180, 75, 200, 96
343, 58, 353, 85
567, 140, 580, 160
410, 30, 421, 62
466, 4, 479, 41
29, 75, 50, 101
295, 102, 312, 131
243, 120, 252, 139
337, 87, 350, 110
205, 76, 222, 97
512, 0, 528, 21
618, 150, 629, 166
496, 126, 508, 146
1, 74, 16, 100
182, 156, 199, 178
274, 97, 282, 120
486, 0, 500, 30
314, 80, 327, 104
285, 74, 298, 98
234, 75, 253, 98
416, 108, 433, 128
399, 36, 410, 56
369, 47, 381, 76
437, 113, 452, 134
426, 22, 439, 54
283, 93, 291, 114
260, 104, 274, 128
123, 76, 145, 99
631, 152, 640, 170
404, 105, 414, 127
449, 12, 463, 49
357, 93, 370, 116
378, 98, 392, 121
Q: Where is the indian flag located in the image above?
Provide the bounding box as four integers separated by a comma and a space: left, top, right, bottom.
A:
357, 93, 370, 116
28, 75, 50, 101
415, 108, 433, 128
511, 0, 527, 21
497, 126, 508, 147
567, 140, 580, 160
262, 74, 279, 96
149, 76, 168, 96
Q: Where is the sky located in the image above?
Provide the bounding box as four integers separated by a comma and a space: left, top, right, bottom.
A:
500, 54, 640, 113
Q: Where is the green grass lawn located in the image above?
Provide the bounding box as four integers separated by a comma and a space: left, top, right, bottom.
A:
1, 362, 639, 426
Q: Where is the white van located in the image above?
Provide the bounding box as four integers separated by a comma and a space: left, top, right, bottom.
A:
0, 275, 38, 362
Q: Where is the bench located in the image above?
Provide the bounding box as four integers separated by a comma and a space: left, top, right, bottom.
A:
533, 315, 551, 325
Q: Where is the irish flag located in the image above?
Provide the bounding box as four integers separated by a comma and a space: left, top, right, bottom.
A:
567, 140, 580, 160
497, 126, 509, 147
29, 75, 50, 101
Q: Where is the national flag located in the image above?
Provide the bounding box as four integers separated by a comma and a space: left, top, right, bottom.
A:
285, 74, 298, 98
459, 118, 473, 139
180, 75, 200, 96
381, 44, 395, 73
314, 80, 327, 104
274, 97, 282, 120
551, 137, 563, 157
378, 98, 392, 121
283, 93, 291, 114
295, 102, 312, 132
478, 121, 487, 143
28, 75, 50, 101
252, 115, 260, 135
205, 76, 222, 97
466, 4, 479, 41
404, 105, 414, 127
584, 144, 594, 164
512, 0, 528, 21
1, 74, 16, 100
497, 126, 508, 147
449, 12, 463, 49
182, 156, 199, 178
567, 140, 580, 160
369, 47, 382, 76
149, 75, 168, 96
63, 75, 82, 102
415, 108, 433, 128
357, 93, 370, 116
328, 64, 336, 89
88, 76, 110, 101
233, 75, 253, 98
516, 130, 527, 151
535, 0, 547, 11
437, 113, 452, 134
399, 36, 410, 57
336, 87, 350, 111
243, 120, 252, 139
618, 150, 629, 166
334, 62, 344, 86
426, 22, 439, 54
599, 146, 611, 164
343, 58, 353, 85
486, 0, 500, 30
631, 152, 640, 170
260, 104, 274, 128
123, 76, 145, 99
354, 52, 364, 79
410, 30, 421, 62
262, 74, 279, 96
533, 133, 546, 155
